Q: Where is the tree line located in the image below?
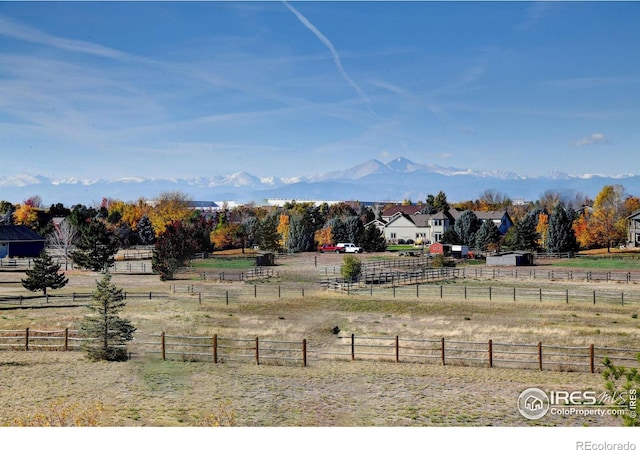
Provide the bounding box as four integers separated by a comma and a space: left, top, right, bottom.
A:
2, 184, 639, 281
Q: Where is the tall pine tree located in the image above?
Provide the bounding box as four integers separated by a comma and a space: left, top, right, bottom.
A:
71, 220, 119, 272
21, 250, 69, 296
80, 272, 135, 361
547, 206, 578, 253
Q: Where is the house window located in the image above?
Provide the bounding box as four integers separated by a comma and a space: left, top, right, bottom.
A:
434, 233, 442, 242
390, 233, 396, 239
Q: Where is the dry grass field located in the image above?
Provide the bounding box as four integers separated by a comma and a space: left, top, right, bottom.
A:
1, 251, 639, 427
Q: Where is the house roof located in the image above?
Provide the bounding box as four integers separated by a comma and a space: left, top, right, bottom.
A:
381, 205, 423, 217
627, 209, 640, 220
0, 225, 46, 242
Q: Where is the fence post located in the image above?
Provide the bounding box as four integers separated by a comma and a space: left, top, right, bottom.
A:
539, 288, 542, 302
226, 291, 229, 305
538, 342, 543, 371
255, 337, 260, 365
566, 290, 569, 304
489, 286, 492, 301
513, 287, 516, 302
590, 344, 595, 374
395, 336, 399, 363
25, 328, 29, 351
302, 339, 307, 367
351, 334, 355, 361
64, 328, 69, 351
621, 292, 624, 306
199, 292, 202, 305
440, 285, 443, 299
149, 291, 152, 300
441, 338, 445, 366
393, 285, 396, 298
302, 288, 304, 298
416, 284, 419, 298
593, 290, 596, 305
488, 339, 493, 368
278, 286, 281, 298
254, 284, 257, 298
464, 286, 467, 299
213, 334, 218, 364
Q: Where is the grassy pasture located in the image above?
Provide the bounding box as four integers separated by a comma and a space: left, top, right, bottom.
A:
1, 252, 639, 427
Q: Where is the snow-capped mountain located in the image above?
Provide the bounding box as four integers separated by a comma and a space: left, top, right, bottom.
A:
1, 157, 639, 206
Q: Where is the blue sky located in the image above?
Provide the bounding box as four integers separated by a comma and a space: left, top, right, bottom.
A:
0, 1, 638, 181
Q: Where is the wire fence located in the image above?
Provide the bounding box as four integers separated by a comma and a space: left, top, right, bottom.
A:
3, 328, 637, 374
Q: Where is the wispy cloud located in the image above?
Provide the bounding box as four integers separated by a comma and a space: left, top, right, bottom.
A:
517, 2, 555, 30
0, 15, 146, 63
540, 76, 639, 89
573, 133, 610, 147
367, 79, 408, 96
282, 1, 373, 110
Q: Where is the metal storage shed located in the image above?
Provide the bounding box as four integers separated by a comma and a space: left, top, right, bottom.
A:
486, 251, 533, 267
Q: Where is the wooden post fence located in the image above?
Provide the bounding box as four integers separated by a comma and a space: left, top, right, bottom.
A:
538, 341, 543, 371
488, 339, 493, 368
213, 334, 218, 364
590, 344, 595, 374
395, 335, 399, 363
161, 332, 166, 361
64, 328, 69, 351
255, 337, 260, 365
441, 338, 445, 366
302, 339, 307, 367
351, 333, 355, 361
25, 327, 29, 351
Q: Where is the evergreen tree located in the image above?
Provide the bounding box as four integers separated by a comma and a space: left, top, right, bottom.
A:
362, 224, 387, 252
258, 212, 280, 251
21, 251, 69, 296
439, 229, 461, 245
424, 191, 450, 214
137, 215, 155, 245
152, 220, 196, 281
287, 215, 315, 253
454, 210, 482, 246
328, 217, 349, 243
474, 220, 502, 251
343, 216, 365, 245
547, 206, 578, 253
504, 209, 542, 251
80, 272, 135, 361
71, 220, 119, 272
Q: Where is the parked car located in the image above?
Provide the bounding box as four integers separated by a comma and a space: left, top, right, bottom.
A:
319, 244, 341, 253
336, 243, 363, 253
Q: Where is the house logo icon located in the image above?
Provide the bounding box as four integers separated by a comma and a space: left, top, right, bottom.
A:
518, 388, 550, 420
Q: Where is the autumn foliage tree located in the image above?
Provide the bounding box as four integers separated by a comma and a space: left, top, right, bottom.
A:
587, 185, 627, 251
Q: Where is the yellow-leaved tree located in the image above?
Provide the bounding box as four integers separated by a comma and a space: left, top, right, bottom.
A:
589, 185, 627, 252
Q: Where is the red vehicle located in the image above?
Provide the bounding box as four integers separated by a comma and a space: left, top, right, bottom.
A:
319, 244, 343, 253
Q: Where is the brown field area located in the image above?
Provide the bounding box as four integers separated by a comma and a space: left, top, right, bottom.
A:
1, 251, 639, 427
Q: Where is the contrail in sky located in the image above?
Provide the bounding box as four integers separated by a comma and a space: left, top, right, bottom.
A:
282, 1, 373, 111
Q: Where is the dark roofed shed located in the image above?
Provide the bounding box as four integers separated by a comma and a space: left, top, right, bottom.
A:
0, 226, 46, 258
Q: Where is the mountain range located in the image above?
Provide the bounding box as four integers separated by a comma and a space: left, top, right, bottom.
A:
1, 157, 639, 206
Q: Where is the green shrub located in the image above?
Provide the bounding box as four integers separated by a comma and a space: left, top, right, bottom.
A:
341, 255, 362, 281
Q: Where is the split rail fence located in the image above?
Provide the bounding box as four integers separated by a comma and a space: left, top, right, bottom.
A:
3, 328, 636, 374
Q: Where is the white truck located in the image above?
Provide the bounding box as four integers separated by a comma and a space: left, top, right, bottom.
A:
336, 243, 363, 253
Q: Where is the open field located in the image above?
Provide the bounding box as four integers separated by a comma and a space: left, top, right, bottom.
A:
1, 251, 639, 427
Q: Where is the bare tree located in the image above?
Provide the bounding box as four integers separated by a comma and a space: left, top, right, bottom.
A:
47, 218, 78, 270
